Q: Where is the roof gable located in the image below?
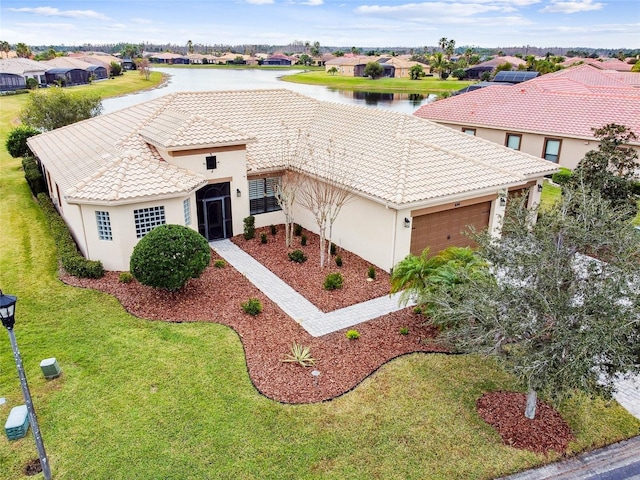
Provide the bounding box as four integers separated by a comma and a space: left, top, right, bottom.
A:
139, 110, 254, 150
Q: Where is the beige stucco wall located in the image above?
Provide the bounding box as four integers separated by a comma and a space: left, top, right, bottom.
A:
77, 196, 195, 271
436, 123, 619, 170
290, 193, 399, 272
159, 146, 250, 238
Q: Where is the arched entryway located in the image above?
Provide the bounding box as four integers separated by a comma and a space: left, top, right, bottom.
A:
196, 182, 233, 240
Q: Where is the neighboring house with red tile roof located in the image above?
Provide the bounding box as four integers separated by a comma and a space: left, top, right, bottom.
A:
561, 57, 633, 72
27, 90, 556, 272
414, 65, 640, 170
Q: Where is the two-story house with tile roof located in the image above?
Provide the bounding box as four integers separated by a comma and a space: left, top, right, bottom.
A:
27, 90, 557, 272
414, 65, 640, 170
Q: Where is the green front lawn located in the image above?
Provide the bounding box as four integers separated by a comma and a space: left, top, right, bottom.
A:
280, 70, 472, 93
0, 75, 638, 479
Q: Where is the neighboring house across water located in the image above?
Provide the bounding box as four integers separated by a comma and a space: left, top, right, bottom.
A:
325, 56, 423, 78
27, 90, 557, 272
148, 52, 189, 64
463, 56, 527, 79
262, 54, 294, 66
414, 65, 640, 170
0, 58, 49, 91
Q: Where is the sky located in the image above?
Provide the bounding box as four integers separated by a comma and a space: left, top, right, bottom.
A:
1, 0, 639, 50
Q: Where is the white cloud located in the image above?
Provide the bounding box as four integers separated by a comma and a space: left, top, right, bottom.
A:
355, 2, 504, 18
16, 22, 76, 31
132, 18, 154, 25
300, 0, 324, 5
245, 0, 275, 4
8, 6, 110, 20
539, 0, 604, 13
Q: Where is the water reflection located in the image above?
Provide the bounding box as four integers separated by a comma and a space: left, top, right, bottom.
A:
102, 68, 436, 115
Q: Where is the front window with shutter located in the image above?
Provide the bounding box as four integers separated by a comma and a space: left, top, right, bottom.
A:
248, 177, 282, 215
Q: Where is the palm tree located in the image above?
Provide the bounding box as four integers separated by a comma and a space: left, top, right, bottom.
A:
15, 42, 31, 58
430, 52, 446, 78
446, 39, 456, 61
439, 37, 448, 53
0, 40, 10, 59
186, 40, 194, 54
391, 246, 485, 307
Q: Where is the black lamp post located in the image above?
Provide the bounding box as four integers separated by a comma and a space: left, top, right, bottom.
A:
0, 290, 52, 480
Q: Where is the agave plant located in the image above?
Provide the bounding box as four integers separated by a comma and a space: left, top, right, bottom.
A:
282, 341, 316, 367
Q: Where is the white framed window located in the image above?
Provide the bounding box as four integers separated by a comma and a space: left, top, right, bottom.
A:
95, 211, 112, 241
543, 138, 562, 162
134, 206, 165, 238
505, 133, 522, 150
183, 198, 191, 226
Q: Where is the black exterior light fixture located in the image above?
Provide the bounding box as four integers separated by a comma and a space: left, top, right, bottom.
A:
0, 290, 52, 480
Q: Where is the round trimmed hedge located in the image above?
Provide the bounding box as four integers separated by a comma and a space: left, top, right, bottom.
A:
130, 224, 211, 291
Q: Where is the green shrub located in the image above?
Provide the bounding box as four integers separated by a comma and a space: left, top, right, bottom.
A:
335, 255, 343, 267
282, 342, 316, 367
301, 234, 307, 246
270, 224, 277, 235
214, 259, 226, 268
22, 156, 46, 196
294, 224, 302, 236
25, 78, 39, 89
130, 224, 211, 291
631, 181, 640, 196
552, 168, 572, 186
399, 327, 409, 335
241, 298, 263, 316
119, 272, 133, 283
288, 249, 307, 263
6, 125, 40, 158
367, 266, 376, 279
37, 193, 105, 278
243, 215, 256, 240
330, 242, 337, 255
261, 232, 268, 244
346, 329, 360, 340
323, 272, 344, 290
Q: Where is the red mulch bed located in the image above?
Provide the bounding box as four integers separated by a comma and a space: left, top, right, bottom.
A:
477, 391, 575, 454
231, 225, 391, 312
61, 225, 574, 453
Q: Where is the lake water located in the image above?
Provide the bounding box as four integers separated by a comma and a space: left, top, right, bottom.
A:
102, 68, 436, 115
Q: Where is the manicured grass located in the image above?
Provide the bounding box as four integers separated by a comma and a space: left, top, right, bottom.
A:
0, 76, 638, 479
280, 70, 473, 93
539, 181, 562, 212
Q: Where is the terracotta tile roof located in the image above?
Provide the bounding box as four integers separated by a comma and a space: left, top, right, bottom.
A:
0, 58, 49, 75
414, 65, 640, 143
474, 56, 527, 68
43, 57, 95, 70
66, 154, 206, 204
139, 110, 255, 150
28, 90, 557, 208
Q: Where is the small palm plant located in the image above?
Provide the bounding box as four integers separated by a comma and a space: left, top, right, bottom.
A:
390, 246, 487, 307
282, 342, 316, 367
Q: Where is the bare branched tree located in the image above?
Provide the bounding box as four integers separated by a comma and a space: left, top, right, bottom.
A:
296, 137, 354, 267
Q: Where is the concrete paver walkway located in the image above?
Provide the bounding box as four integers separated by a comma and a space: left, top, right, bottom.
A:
211, 239, 408, 337
211, 239, 640, 427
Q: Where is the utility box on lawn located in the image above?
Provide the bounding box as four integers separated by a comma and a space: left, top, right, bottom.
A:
5, 405, 29, 440
40, 357, 61, 379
